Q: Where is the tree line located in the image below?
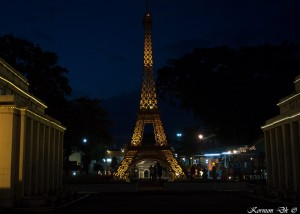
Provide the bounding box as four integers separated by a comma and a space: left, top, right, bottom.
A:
0, 34, 113, 173
157, 43, 300, 146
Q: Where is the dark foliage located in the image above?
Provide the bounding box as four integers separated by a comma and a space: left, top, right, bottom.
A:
157, 43, 300, 145
0, 34, 71, 119
0, 34, 113, 167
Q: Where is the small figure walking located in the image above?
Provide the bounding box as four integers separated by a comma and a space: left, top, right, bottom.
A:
212, 164, 217, 180
155, 162, 163, 180
149, 165, 155, 180
190, 164, 196, 181
202, 167, 208, 180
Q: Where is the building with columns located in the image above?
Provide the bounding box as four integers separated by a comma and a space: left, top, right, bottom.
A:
0, 58, 65, 207
262, 74, 300, 193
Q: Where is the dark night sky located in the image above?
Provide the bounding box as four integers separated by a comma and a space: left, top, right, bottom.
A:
1, 0, 300, 100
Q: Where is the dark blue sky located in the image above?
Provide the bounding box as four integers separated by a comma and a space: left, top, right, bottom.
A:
1, 0, 300, 99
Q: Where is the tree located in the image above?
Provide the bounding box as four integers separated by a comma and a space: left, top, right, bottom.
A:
157, 43, 300, 145
0, 34, 113, 172
0, 34, 71, 119
65, 97, 113, 159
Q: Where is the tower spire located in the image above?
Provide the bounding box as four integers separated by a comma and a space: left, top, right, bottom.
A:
141, 0, 156, 111
145, 0, 150, 13
113, 3, 186, 181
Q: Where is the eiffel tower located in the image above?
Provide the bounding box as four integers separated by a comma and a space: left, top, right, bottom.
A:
114, 4, 186, 181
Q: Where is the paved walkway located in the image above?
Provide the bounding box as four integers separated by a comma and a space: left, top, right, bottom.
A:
54, 191, 295, 213
62, 180, 251, 193
2, 182, 298, 213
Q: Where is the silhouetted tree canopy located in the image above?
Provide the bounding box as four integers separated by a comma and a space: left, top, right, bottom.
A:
157, 43, 300, 145
66, 97, 113, 158
0, 34, 71, 119
0, 34, 113, 163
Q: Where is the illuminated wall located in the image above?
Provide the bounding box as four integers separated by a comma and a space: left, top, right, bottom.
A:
262, 74, 300, 192
0, 58, 65, 207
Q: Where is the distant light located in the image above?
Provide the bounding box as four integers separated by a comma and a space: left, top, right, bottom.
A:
233, 150, 238, 154
205, 159, 208, 163
203, 153, 220, 156
175, 153, 178, 158
176, 133, 182, 137
182, 157, 185, 162
72, 172, 76, 176
82, 138, 87, 144
107, 158, 112, 163
221, 152, 232, 155
198, 134, 203, 140
102, 158, 106, 163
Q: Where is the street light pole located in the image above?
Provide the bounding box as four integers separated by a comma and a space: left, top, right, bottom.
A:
176, 133, 182, 143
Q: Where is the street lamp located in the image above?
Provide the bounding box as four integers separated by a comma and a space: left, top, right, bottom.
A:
176, 133, 182, 143
198, 134, 203, 141
82, 138, 88, 144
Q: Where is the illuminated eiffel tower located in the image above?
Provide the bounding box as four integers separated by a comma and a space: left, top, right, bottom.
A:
114, 4, 185, 181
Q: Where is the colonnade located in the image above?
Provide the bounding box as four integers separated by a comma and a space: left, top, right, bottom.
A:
0, 58, 65, 207
263, 122, 300, 191
20, 109, 64, 197
262, 74, 300, 192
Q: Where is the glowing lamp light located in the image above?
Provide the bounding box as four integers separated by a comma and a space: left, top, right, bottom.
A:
203, 153, 220, 156
198, 134, 204, 140
82, 138, 87, 144
176, 133, 182, 137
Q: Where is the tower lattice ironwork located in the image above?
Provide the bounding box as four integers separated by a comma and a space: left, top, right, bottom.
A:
114, 5, 185, 181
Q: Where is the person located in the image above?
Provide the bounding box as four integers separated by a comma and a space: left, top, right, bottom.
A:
155, 162, 163, 180
212, 164, 217, 180
149, 165, 154, 180
190, 164, 196, 181
202, 167, 208, 180
221, 167, 227, 181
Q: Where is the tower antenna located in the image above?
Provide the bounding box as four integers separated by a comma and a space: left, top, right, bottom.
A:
146, 0, 150, 12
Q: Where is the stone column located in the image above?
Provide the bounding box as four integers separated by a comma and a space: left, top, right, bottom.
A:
275, 126, 285, 189
290, 121, 300, 191
38, 124, 45, 194
270, 128, 279, 188
24, 117, 33, 196
54, 129, 58, 191
58, 131, 64, 190
282, 124, 293, 190
49, 128, 56, 192
264, 130, 273, 189
0, 107, 14, 206
43, 126, 50, 193
17, 110, 26, 202
32, 121, 39, 195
